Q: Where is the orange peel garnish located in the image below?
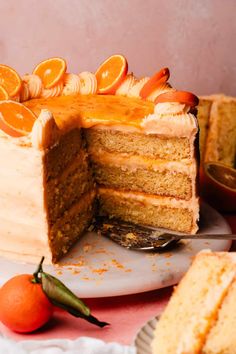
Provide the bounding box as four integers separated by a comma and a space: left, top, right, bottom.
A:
0, 100, 36, 137
140, 68, 170, 99
0, 64, 22, 97
155, 90, 199, 107
33, 57, 67, 89
95, 54, 128, 94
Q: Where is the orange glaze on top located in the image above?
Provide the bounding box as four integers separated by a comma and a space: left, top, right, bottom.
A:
24, 94, 154, 131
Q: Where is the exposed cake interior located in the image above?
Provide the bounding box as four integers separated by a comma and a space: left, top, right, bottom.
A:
199, 94, 236, 168
0, 88, 199, 263
85, 103, 199, 234
0, 111, 96, 263
204, 96, 236, 167
25, 95, 199, 235
152, 251, 236, 354
203, 273, 236, 353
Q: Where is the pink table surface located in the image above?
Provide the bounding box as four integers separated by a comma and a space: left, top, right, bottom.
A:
1, 215, 236, 346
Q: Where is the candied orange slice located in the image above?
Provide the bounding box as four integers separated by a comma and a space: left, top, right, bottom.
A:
200, 162, 236, 212
0, 101, 36, 137
0, 64, 22, 97
0, 85, 9, 100
95, 54, 128, 94
33, 57, 67, 89
140, 68, 170, 99
155, 90, 199, 107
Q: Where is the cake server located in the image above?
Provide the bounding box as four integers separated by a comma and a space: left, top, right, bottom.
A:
94, 217, 236, 251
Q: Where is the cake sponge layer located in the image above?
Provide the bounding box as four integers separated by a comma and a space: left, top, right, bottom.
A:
204, 98, 236, 167
46, 150, 94, 224
98, 188, 198, 233
93, 161, 192, 200
152, 252, 236, 354
45, 128, 83, 180
203, 278, 236, 353
49, 190, 96, 263
85, 129, 192, 160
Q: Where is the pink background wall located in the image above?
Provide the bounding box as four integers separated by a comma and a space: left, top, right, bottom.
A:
0, 0, 235, 95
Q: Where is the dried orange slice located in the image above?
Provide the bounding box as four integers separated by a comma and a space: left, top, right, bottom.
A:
140, 68, 170, 99
33, 57, 67, 89
0, 100, 36, 137
200, 162, 236, 212
0, 64, 22, 97
95, 54, 128, 94
0, 85, 9, 100
155, 90, 199, 107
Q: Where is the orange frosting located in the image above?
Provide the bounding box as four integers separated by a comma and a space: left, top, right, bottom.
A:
24, 94, 154, 130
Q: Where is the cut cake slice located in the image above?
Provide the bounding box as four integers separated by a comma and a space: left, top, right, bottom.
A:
152, 251, 236, 354
204, 95, 236, 167
203, 275, 236, 353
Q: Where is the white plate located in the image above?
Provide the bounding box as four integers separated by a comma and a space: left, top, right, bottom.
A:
134, 316, 159, 354
0, 203, 232, 298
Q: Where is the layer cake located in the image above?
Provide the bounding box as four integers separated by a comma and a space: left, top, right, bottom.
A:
0, 58, 200, 263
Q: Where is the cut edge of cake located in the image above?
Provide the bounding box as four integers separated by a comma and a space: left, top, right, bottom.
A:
0, 78, 200, 263
152, 250, 236, 354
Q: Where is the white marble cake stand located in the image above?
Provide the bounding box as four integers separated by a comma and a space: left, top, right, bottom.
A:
0, 203, 232, 298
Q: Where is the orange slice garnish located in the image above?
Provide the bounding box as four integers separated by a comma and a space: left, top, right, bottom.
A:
0, 101, 36, 137
0, 64, 22, 97
95, 54, 128, 94
200, 162, 236, 212
155, 90, 199, 107
33, 57, 67, 89
140, 68, 170, 99
0, 85, 9, 100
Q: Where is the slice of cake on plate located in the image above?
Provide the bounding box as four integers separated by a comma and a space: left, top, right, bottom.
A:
0, 55, 200, 263
152, 250, 236, 354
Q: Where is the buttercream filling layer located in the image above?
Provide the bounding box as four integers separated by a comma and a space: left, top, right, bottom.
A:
98, 187, 199, 212
90, 150, 197, 175
98, 188, 199, 233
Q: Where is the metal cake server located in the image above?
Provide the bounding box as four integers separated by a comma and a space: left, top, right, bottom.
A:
94, 216, 236, 251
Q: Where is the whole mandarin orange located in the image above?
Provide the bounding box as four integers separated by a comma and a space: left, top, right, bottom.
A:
0, 274, 53, 333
